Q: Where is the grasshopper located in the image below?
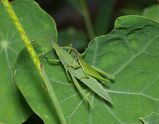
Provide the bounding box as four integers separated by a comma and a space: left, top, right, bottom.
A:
47, 43, 92, 107
47, 42, 113, 106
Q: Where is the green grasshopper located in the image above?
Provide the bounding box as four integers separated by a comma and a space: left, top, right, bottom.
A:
47, 43, 92, 107
71, 48, 115, 84
47, 42, 113, 106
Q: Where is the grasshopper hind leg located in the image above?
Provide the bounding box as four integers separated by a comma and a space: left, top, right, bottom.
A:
70, 74, 93, 108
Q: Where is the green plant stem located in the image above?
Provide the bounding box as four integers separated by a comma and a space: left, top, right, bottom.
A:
1, 0, 67, 124
80, 0, 95, 40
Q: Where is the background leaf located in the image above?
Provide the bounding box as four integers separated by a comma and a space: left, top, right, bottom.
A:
0, 0, 57, 123
65, 0, 81, 11
94, 0, 116, 35
143, 4, 159, 23
15, 15, 159, 124
58, 27, 88, 51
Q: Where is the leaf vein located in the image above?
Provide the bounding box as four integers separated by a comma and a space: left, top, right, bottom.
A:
104, 103, 124, 124
107, 90, 159, 101
112, 34, 159, 76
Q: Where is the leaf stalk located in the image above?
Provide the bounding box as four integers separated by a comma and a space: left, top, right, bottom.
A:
80, 0, 95, 40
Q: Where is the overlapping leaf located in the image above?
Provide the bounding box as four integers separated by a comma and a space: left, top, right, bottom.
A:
0, 0, 57, 123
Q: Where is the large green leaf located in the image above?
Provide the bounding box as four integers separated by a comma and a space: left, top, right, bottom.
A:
15, 15, 159, 123
0, 0, 57, 123
143, 4, 159, 23
85, 15, 159, 123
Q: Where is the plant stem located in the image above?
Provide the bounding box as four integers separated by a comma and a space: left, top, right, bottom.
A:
1, 0, 67, 124
80, 0, 95, 40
